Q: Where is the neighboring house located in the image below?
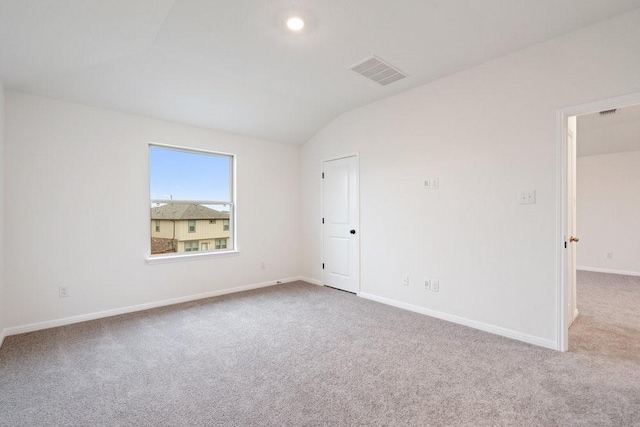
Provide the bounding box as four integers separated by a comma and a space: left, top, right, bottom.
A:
150, 203, 230, 254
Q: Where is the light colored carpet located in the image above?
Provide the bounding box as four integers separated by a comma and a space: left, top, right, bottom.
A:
569, 271, 640, 362
0, 273, 639, 426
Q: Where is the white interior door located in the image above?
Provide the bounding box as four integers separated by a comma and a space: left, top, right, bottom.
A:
567, 118, 578, 327
322, 155, 359, 293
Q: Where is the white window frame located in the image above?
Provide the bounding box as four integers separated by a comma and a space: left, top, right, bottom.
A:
146, 143, 238, 264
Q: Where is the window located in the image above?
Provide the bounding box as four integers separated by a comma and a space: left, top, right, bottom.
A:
150, 145, 234, 257
215, 239, 227, 250
185, 241, 199, 252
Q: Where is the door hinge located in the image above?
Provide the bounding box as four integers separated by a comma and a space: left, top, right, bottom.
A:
322, 172, 324, 179
322, 218, 324, 224
322, 263, 325, 269
564, 241, 567, 248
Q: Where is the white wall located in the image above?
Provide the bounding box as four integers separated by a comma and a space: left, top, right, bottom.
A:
0, 80, 5, 344
577, 107, 640, 157
4, 92, 301, 329
301, 9, 640, 348
577, 150, 640, 275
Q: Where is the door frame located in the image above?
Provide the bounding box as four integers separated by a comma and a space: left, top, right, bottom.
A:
566, 123, 578, 329
321, 152, 360, 294
555, 91, 640, 351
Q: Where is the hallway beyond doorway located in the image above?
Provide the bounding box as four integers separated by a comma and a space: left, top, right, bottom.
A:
570, 270, 640, 361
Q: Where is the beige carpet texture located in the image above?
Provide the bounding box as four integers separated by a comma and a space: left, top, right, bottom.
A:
1, 271, 639, 426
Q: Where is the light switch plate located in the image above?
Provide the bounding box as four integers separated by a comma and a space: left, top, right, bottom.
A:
431, 280, 440, 292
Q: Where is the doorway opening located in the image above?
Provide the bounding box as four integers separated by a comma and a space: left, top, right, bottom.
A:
558, 92, 640, 352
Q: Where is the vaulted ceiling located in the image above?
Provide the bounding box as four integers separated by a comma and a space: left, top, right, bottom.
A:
2, 0, 640, 144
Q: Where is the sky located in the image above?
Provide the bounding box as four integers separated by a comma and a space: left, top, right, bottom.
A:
150, 146, 231, 202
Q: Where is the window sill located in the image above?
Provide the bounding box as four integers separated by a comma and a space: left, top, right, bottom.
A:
146, 250, 239, 265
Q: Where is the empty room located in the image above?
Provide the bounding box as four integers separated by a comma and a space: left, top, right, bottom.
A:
1, 1, 640, 425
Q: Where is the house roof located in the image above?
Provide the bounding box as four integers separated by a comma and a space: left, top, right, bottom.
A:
151, 203, 230, 221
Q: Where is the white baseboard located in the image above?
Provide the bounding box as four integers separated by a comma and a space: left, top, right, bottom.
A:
358, 292, 557, 351
577, 266, 640, 277
3, 277, 300, 338
0, 328, 6, 349
299, 276, 323, 286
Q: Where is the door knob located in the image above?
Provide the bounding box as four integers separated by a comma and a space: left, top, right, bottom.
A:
350, 230, 356, 234
569, 236, 579, 242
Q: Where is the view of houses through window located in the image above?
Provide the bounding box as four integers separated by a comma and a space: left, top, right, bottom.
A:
149, 145, 234, 256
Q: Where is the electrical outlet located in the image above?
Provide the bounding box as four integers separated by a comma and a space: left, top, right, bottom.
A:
424, 279, 431, 290
59, 286, 69, 298
431, 280, 440, 292
518, 190, 536, 205
432, 177, 439, 189
261, 261, 266, 269
402, 275, 409, 286
423, 179, 431, 189
606, 252, 613, 260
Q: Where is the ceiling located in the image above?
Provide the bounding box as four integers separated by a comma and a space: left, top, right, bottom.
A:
2, 1, 640, 144
577, 103, 640, 157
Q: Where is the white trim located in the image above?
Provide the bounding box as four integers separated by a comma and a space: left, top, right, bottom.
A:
3, 277, 300, 338
0, 329, 7, 349
147, 142, 238, 260
146, 250, 239, 264
149, 141, 236, 158
321, 151, 360, 163
577, 266, 640, 277
556, 91, 640, 353
359, 292, 557, 350
152, 199, 232, 205
556, 108, 569, 352
300, 276, 323, 286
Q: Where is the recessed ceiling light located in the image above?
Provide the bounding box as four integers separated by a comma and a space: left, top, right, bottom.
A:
287, 17, 304, 31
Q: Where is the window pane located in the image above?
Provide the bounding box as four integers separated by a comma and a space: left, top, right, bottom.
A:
150, 146, 231, 202
149, 145, 234, 257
